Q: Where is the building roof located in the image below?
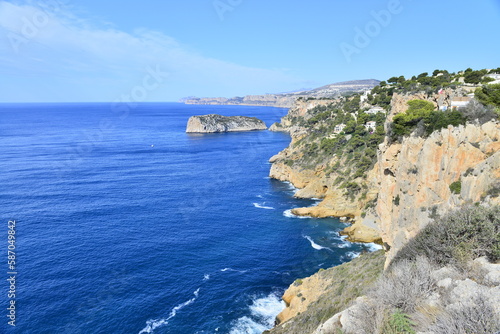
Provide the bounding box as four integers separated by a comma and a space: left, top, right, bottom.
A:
451, 97, 471, 102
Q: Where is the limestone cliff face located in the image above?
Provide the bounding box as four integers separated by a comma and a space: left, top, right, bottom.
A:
186, 114, 267, 133
268, 90, 500, 249
268, 97, 382, 243
375, 121, 500, 264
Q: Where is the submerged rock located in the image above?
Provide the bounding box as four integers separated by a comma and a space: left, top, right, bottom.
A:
186, 114, 267, 133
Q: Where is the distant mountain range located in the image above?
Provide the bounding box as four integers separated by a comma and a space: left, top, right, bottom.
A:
180, 79, 380, 108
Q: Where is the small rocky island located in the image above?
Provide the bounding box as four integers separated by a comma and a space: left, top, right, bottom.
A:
186, 114, 267, 133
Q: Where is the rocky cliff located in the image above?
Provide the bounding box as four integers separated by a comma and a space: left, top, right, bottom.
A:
375, 121, 500, 264
265, 71, 500, 333
186, 114, 267, 133
268, 89, 500, 252
268, 97, 383, 243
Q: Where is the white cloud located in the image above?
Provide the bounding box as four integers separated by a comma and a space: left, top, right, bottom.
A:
0, 1, 300, 101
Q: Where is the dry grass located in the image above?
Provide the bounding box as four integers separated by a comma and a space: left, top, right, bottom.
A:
266, 250, 385, 334
391, 205, 500, 268
429, 294, 500, 334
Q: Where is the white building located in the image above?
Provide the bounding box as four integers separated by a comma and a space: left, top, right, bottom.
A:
365, 121, 377, 132
451, 97, 472, 109
366, 106, 385, 114
334, 124, 346, 134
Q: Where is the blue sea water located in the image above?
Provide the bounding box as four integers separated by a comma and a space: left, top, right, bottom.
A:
0, 103, 380, 334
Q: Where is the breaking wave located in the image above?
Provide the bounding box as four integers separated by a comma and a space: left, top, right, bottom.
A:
253, 203, 275, 210
228, 293, 285, 334
138, 288, 200, 334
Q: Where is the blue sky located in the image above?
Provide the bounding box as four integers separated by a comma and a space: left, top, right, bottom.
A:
0, 0, 499, 102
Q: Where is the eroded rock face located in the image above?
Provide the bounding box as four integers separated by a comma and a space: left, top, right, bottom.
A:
375, 121, 500, 265
268, 95, 500, 258
186, 114, 267, 133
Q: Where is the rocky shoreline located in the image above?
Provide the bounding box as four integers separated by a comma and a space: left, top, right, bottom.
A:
264, 85, 500, 333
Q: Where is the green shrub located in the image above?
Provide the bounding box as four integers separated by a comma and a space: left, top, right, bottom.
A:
393, 195, 400, 206
475, 83, 500, 108
381, 309, 416, 334
424, 110, 465, 135
487, 181, 500, 198
449, 180, 461, 194
464, 69, 488, 84
391, 100, 435, 139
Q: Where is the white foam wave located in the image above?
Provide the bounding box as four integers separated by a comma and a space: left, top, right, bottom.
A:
335, 236, 351, 248
283, 209, 310, 219
364, 243, 383, 252
220, 268, 247, 273
345, 251, 361, 260
253, 203, 275, 210
138, 288, 200, 334
303, 235, 330, 251
283, 181, 299, 194
256, 195, 263, 199
138, 319, 169, 334
229, 293, 285, 334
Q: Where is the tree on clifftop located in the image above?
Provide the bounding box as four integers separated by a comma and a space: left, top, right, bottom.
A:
475, 83, 500, 109
464, 69, 488, 84
391, 100, 435, 138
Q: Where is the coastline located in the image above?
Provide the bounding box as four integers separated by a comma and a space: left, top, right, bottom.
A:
265, 132, 385, 333
262, 72, 500, 332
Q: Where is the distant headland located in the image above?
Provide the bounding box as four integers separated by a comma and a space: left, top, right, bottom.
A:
180, 79, 380, 108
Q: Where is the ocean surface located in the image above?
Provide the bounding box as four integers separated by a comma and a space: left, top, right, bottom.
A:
0, 103, 380, 334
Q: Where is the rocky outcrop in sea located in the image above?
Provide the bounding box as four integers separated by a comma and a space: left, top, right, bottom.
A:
186, 114, 267, 133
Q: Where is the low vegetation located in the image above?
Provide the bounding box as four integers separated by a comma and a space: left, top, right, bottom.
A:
391, 204, 500, 267
449, 180, 461, 195
267, 205, 500, 334
266, 250, 385, 334
475, 83, 500, 108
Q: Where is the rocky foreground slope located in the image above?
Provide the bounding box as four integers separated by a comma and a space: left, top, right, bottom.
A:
186, 114, 267, 133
